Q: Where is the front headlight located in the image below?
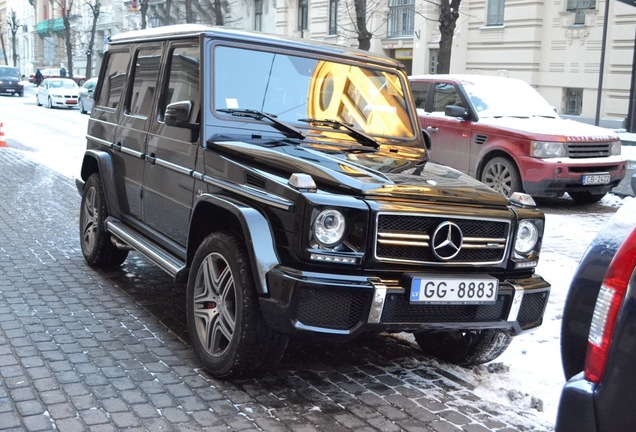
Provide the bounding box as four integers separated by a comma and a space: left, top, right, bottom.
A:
531, 141, 566, 158
514, 220, 539, 254
610, 141, 622, 156
313, 209, 346, 247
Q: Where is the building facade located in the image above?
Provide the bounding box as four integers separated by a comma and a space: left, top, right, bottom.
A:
1, 0, 633, 126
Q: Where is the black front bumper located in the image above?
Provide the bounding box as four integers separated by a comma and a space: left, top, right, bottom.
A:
259, 267, 550, 338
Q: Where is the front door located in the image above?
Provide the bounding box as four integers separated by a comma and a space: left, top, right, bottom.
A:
143, 42, 200, 247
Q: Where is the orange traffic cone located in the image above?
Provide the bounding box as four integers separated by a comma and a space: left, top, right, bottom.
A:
0, 122, 6, 147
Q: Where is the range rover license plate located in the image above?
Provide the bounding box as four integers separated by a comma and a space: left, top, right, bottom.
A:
409, 275, 498, 304
582, 174, 610, 185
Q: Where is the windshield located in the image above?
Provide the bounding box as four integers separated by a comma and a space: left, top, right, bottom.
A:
463, 78, 558, 119
213, 46, 416, 139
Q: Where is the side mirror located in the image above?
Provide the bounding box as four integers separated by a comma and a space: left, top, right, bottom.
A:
445, 105, 470, 120
165, 100, 193, 128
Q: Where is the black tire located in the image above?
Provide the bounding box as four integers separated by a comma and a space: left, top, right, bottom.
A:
187, 232, 288, 378
414, 329, 512, 366
568, 191, 605, 204
480, 157, 522, 197
47, 97, 53, 109
79, 173, 129, 268
36, 96, 41, 106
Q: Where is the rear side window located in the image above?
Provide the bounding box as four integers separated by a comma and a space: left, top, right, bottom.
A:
95, 50, 129, 109
128, 47, 162, 117
432, 83, 463, 113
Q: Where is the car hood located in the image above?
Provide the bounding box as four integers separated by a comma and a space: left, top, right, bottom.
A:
47, 88, 79, 95
0, 75, 20, 82
478, 116, 619, 142
208, 138, 509, 207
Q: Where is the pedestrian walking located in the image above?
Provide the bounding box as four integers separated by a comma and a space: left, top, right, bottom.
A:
60, 66, 67, 78
35, 69, 43, 86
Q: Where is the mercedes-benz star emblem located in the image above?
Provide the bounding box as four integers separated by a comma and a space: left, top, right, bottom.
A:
431, 221, 463, 260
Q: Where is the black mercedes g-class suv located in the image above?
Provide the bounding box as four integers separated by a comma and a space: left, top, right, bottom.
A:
77, 24, 550, 378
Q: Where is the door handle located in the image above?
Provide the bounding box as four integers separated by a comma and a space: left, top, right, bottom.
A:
426, 126, 439, 133
113, 142, 122, 151
146, 153, 157, 164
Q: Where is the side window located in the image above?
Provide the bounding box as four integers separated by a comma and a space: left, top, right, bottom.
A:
432, 83, 462, 114
95, 50, 129, 109
164, 45, 200, 123
127, 47, 162, 117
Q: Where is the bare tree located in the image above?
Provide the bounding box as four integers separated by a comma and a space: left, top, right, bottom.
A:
84, 0, 100, 78
53, 0, 76, 79
7, 11, 20, 67
436, 0, 461, 74
0, 10, 7, 65
353, 0, 372, 50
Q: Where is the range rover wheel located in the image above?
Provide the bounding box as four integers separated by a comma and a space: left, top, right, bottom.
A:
481, 157, 522, 197
79, 173, 129, 268
414, 329, 512, 366
568, 191, 606, 204
187, 232, 288, 378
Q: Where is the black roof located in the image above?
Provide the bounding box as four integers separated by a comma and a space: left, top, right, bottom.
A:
108, 24, 403, 70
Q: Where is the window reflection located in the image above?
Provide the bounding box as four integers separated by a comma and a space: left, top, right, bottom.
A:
213, 46, 415, 139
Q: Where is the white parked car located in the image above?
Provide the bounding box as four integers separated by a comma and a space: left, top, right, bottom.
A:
36, 78, 80, 109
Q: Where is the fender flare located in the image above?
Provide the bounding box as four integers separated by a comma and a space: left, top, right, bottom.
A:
77, 149, 122, 220
189, 194, 280, 295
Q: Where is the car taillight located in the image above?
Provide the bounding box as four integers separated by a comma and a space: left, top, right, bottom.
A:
584, 227, 636, 383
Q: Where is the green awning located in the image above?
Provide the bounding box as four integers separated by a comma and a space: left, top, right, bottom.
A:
36, 18, 65, 35
51, 18, 65, 32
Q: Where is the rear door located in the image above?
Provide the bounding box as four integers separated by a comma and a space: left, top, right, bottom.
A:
142, 41, 200, 247
113, 44, 163, 223
419, 81, 471, 173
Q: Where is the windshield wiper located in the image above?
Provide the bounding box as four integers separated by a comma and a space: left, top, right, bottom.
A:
298, 118, 380, 149
217, 108, 305, 140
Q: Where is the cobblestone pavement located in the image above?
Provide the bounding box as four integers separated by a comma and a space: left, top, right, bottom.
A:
0, 145, 554, 432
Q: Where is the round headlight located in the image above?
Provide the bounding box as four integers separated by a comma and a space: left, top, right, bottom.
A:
313, 209, 346, 247
515, 220, 539, 254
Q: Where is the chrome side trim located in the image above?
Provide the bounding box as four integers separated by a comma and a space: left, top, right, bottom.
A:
194, 172, 293, 211
507, 283, 525, 322
154, 158, 194, 176
86, 134, 113, 147
367, 280, 388, 324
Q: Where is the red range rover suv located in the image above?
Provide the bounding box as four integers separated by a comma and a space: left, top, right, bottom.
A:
409, 75, 626, 203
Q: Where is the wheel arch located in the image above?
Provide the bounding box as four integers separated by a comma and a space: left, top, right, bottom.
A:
476, 149, 519, 180
78, 150, 122, 219
187, 195, 280, 296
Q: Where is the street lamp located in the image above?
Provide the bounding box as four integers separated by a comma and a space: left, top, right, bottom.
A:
149, 14, 162, 28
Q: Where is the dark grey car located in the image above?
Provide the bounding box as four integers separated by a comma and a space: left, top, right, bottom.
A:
0, 66, 23, 96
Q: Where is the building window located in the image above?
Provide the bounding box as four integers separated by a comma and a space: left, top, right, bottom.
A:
567, 0, 595, 25
429, 49, 439, 74
329, 0, 338, 35
387, 0, 414, 38
486, 0, 505, 26
298, 0, 308, 31
255, 0, 263, 31
564, 88, 583, 115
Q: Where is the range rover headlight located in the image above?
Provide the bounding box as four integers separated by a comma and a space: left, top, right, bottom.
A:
531, 141, 566, 158
313, 209, 346, 247
515, 220, 539, 254
610, 141, 622, 156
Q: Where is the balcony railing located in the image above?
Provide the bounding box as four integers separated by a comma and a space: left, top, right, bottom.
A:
36, 18, 65, 36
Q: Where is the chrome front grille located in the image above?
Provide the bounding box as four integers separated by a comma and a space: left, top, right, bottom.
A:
567, 142, 611, 158
375, 213, 510, 265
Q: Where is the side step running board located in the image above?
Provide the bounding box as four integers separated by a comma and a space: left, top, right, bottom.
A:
106, 219, 185, 279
